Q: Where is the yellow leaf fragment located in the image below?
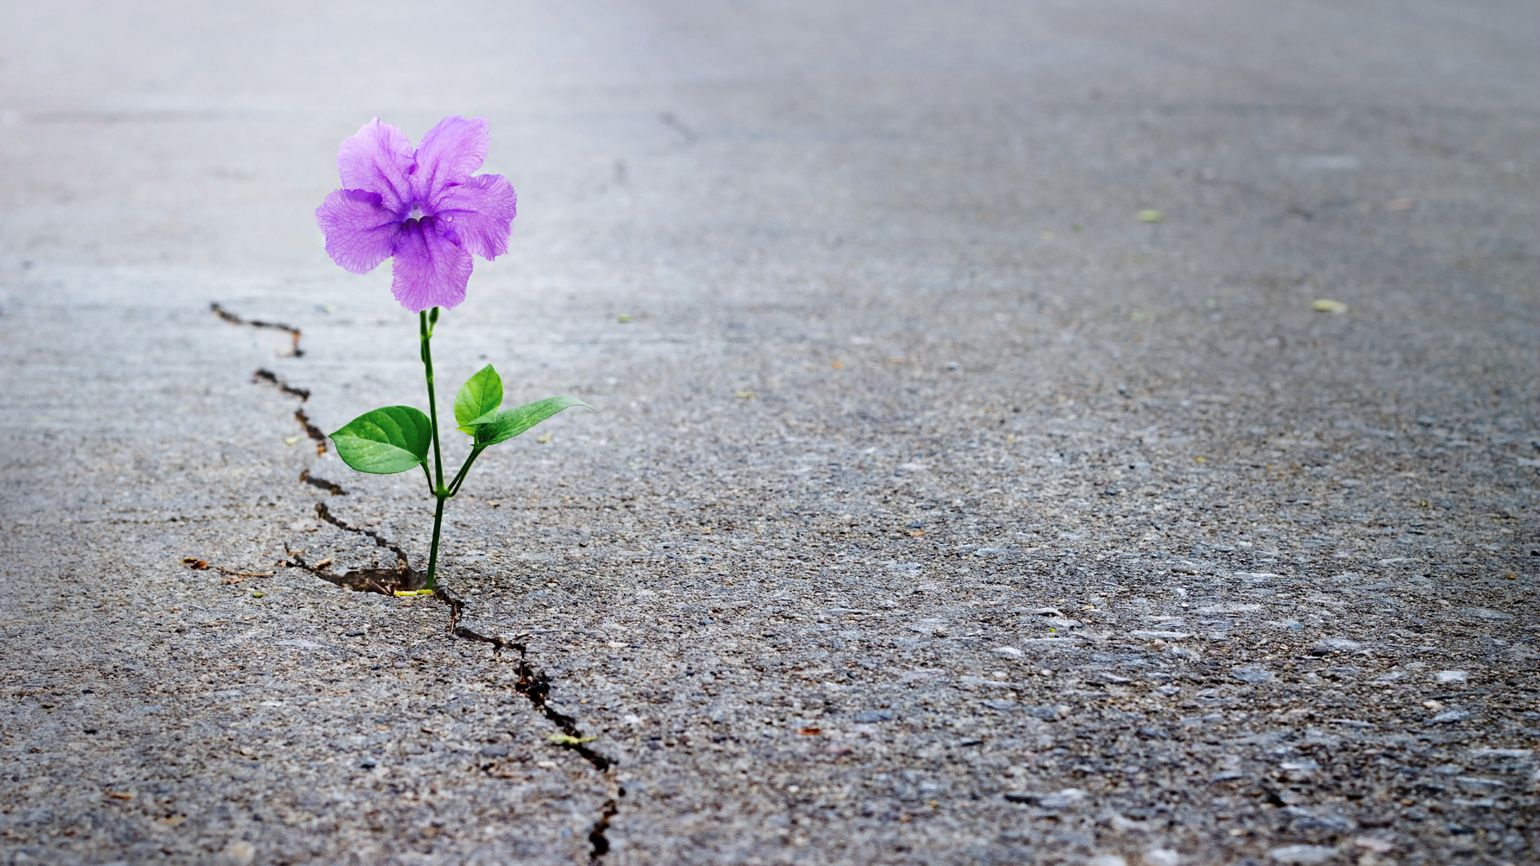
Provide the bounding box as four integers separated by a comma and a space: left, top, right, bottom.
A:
548, 733, 598, 746
1311, 298, 1349, 314
1138, 209, 1164, 223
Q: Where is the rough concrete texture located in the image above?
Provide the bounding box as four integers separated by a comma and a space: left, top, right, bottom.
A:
2, 1, 1538, 864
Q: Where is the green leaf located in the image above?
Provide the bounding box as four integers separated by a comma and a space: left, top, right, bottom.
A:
477, 396, 591, 448
330, 406, 432, 474
454, 364, 503, 433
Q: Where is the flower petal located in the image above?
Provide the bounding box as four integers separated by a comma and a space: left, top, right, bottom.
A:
337, 119, 415, 214
412, 116, 489, 205
433, 174, 518, 260
316, 189, 401, 274
390, 219, 473, 312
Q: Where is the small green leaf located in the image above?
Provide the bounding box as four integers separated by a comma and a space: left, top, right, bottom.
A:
330, 406, 432, 474
454, 364, 503, 433
478, 396, 591, 447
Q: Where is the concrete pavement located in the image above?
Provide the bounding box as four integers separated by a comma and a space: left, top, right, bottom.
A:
2, 2, 1538, 863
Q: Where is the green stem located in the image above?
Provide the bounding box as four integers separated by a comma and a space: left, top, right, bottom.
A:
447, 447, 483, 498
425, 493, 446, 590
419, 309, 447, 588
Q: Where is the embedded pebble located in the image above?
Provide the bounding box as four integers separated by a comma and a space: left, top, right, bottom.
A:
1269, 845, 1338, 864
219, 841, 257, 866
1197, 603, 1262, 614
1284, 807, 1356, 833
1436, 670, 1468, 684
1231, 665, 1275, 684
1280, 759, 1320, 781
1143, 848, 1182, 866
1309, 637, 1363, 655
1038, 788, 1088, 809
1353, 836, 1394, 854
1470, 748, 1530, 759
1003, 787, 1087, 809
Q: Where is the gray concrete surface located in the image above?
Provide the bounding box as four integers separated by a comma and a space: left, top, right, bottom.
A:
3, 1, 1538, 864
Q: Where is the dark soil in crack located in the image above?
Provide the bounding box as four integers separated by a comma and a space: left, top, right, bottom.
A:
298, 469, 346, 495
217, 300, 623, 864
282, 548, 426, 595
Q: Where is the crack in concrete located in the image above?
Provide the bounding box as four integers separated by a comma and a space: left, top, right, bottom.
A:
436, 588, 624, 866
211, 302, 304, 356
281, 546, 417, 594
292, 408, 328, 454
657, 110, 697, 144
298, 469, 347, 496
251, 368, 310, 400
216, 301, 623, 863
314, 502, 411, 571
250, 369, 325, 455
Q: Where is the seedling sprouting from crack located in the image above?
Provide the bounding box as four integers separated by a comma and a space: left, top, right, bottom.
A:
316, 116, 590, 593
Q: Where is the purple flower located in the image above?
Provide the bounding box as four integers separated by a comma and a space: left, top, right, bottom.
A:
316, 117, 518, 311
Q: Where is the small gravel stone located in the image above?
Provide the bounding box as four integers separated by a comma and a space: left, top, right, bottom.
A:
1038, 788, 1088, 809
1280, 758, 1320, 781
1460, 607, 1513, 621
1003, 788, 1087, 809
219, 841, 256, 866
1352, 836, 1394, 854
1435, 670, 1468, 684
1285, 807, 1356, 833
1231, 665, 1274, 684
1309, 637, 1363, 655
1268, 844, 1338, 864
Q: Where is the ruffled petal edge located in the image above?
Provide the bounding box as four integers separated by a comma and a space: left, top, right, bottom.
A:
316, 188, 401, 274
